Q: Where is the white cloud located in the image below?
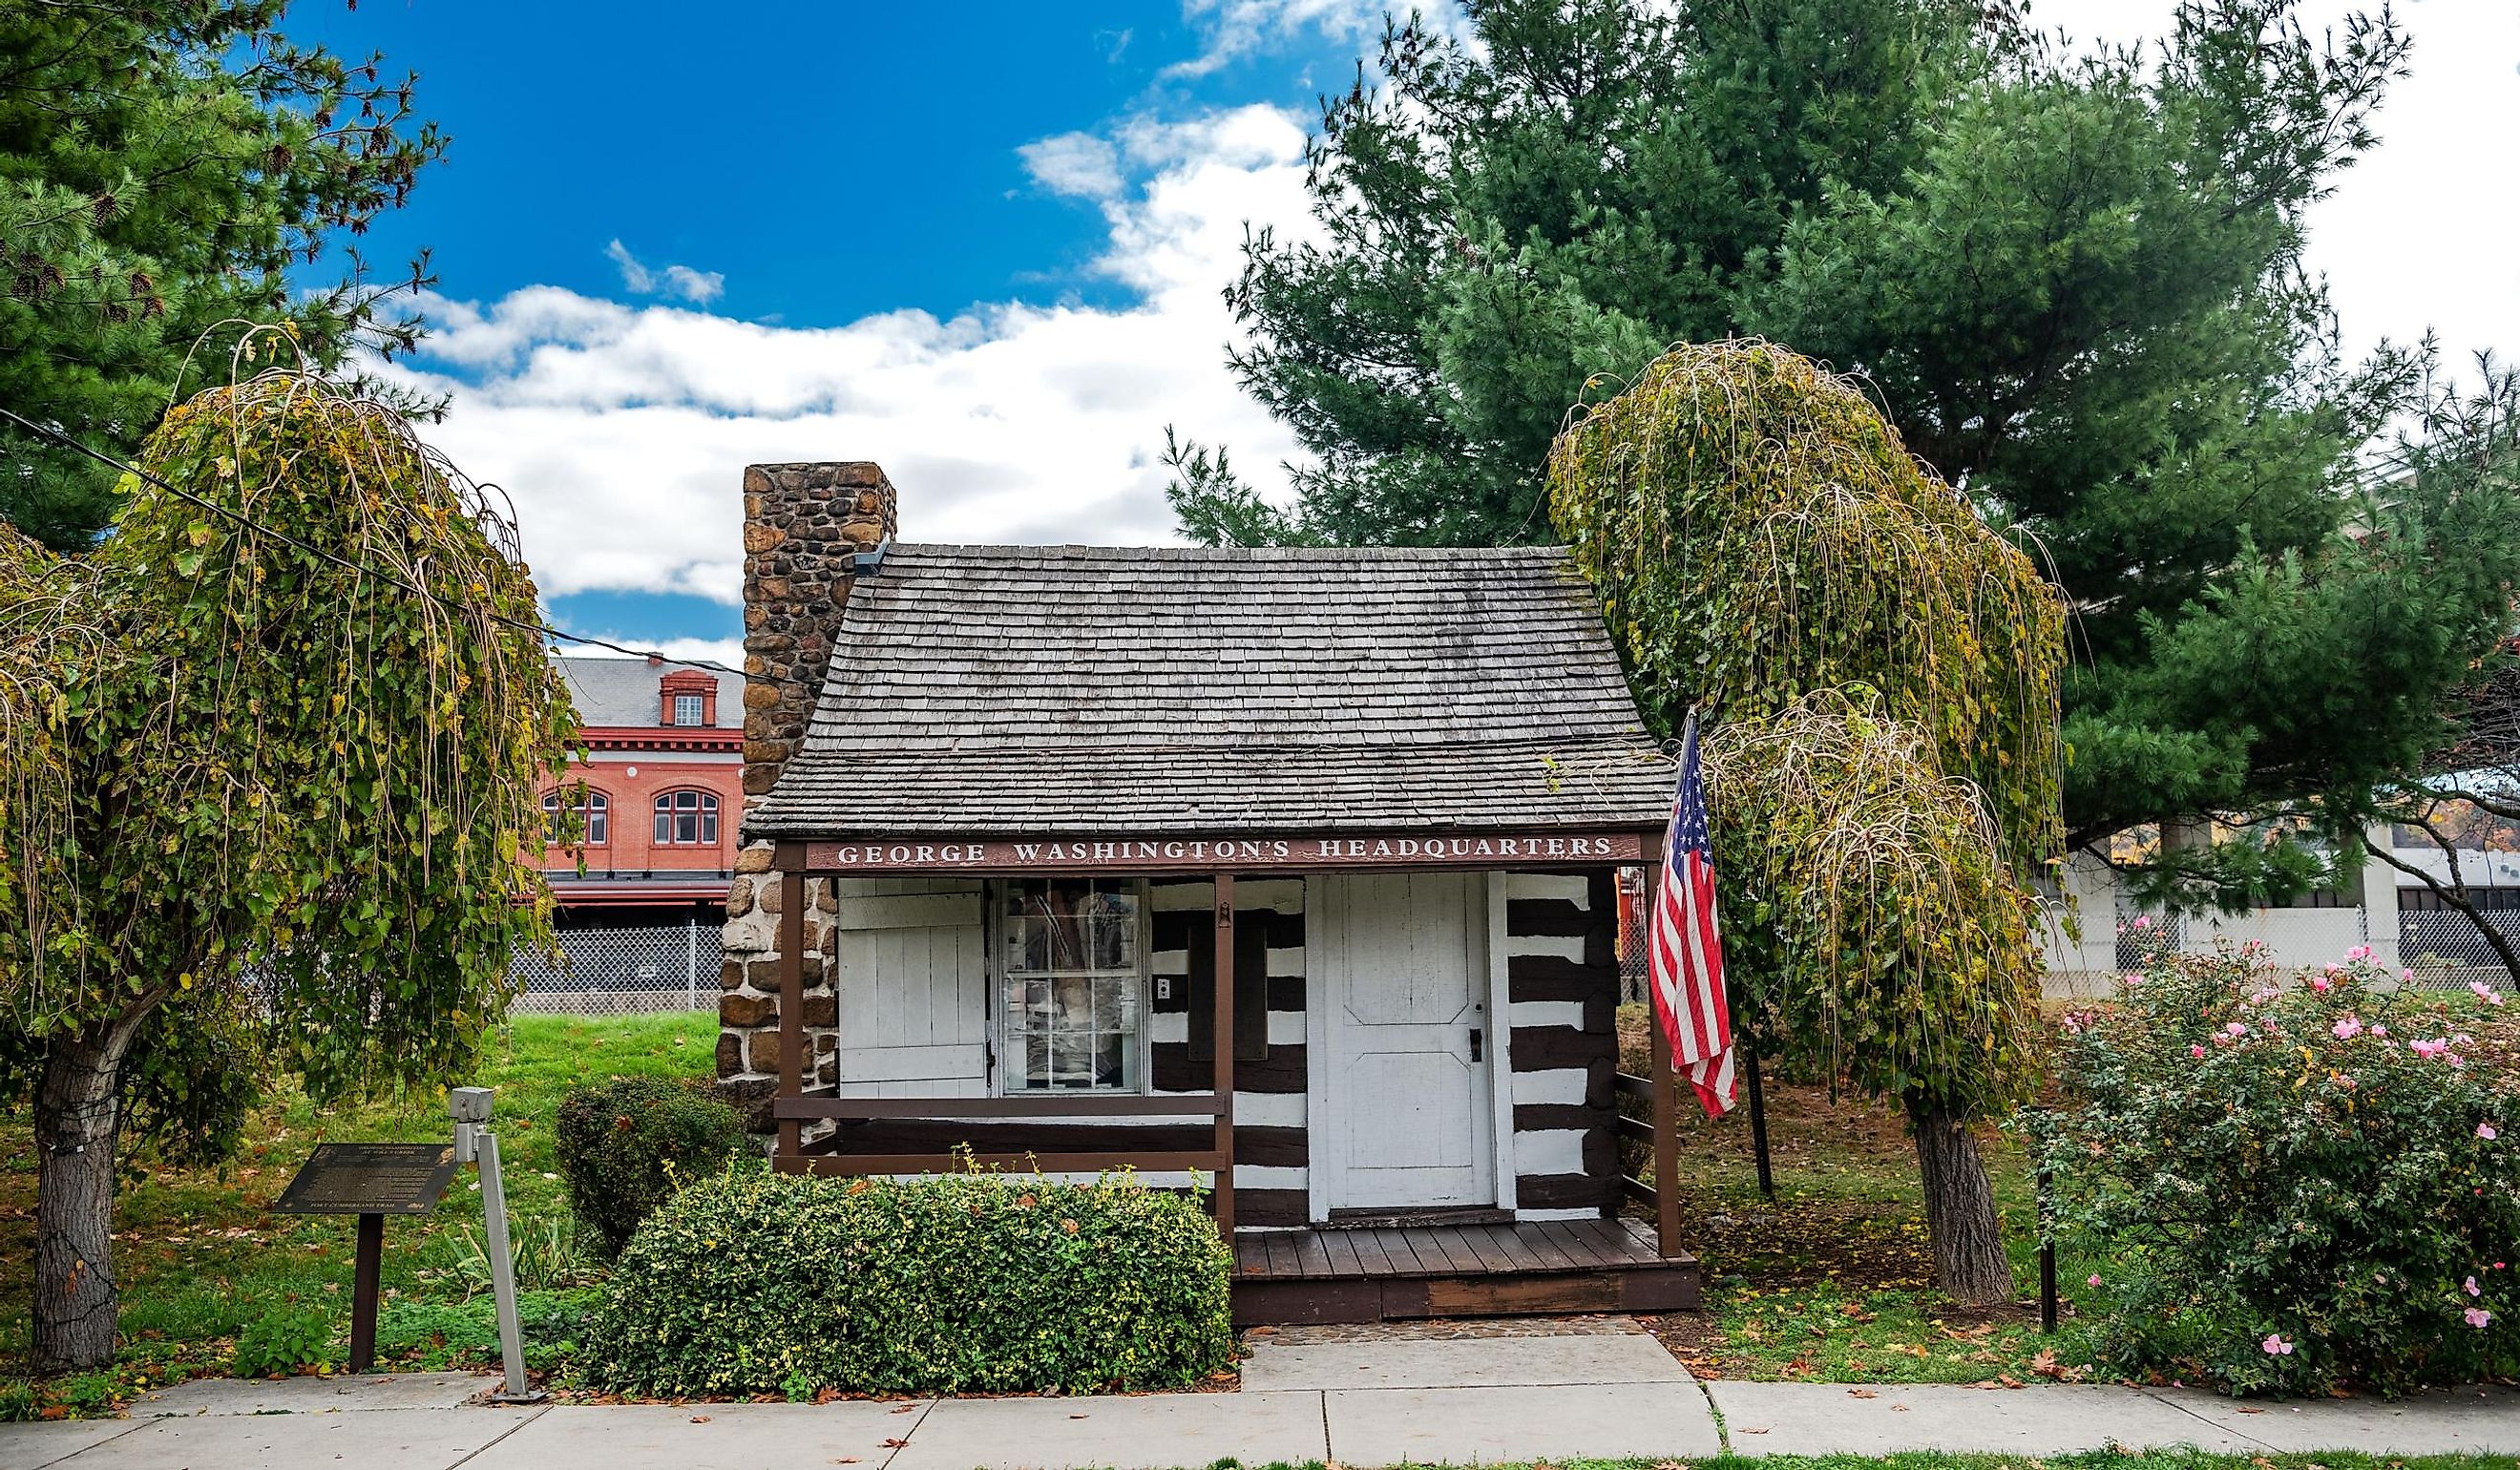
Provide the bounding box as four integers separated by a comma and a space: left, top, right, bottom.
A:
1167, 0, 1391, 78
554, 635, 746, 671
395, 108, 1319, 617
603, 238, 727, 305
1019, 132, 1124, 200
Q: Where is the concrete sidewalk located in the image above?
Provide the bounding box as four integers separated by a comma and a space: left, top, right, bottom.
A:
6, 1333, 2520, 1470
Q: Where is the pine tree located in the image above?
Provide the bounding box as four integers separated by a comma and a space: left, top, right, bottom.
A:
1170, 0, 2520, 893
0, 1, 444, 548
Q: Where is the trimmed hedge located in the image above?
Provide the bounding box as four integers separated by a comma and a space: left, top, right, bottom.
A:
581, 1168, 1235, 1397
554, 1075, 749, 1259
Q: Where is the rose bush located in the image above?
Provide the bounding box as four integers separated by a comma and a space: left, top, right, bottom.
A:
2028, 945, 2515, 1396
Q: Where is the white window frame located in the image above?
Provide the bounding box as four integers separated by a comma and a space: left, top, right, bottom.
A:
541, 787, 608, 847
987, 877, 1153, 1096
651, 788, 719, 846
672, 692, 705, 726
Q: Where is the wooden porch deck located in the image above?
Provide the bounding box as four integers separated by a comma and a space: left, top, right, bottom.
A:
1230, 1218, 1699, 1325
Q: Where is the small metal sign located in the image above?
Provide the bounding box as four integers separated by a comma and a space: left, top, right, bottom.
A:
272, 1143, 459, 1216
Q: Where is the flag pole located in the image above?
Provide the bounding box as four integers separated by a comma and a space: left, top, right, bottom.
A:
1743, 1044, 1774, 1201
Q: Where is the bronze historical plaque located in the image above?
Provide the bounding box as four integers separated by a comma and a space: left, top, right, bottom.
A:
272, 1143, 459, 1216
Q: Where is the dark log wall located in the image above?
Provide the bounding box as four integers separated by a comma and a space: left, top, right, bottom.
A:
1503, 870, 1623, 1216
1149, 877, 1310, 1226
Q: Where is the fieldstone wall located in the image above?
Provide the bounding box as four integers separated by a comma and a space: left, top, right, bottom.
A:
723, 460, 896, 1114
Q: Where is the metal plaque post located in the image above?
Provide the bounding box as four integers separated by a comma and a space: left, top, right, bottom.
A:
451, 1087, 544, 1403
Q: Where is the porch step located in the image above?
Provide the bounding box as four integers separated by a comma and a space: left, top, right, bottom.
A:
1229, 1217, 1700, 1326
1323, 1206, 1514, 1229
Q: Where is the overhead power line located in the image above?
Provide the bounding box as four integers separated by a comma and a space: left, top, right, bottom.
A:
0, 405, 740, 677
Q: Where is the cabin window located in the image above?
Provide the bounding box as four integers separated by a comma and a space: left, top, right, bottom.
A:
671, 692, 705, 726
541, 787, 607, 846
652, 788, 719, 845
997, 878, 1145, 1092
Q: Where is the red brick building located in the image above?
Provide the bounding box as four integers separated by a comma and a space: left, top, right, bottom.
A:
541, 653, 745, 923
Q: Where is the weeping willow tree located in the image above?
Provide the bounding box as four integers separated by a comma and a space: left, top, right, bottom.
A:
1550, 340, 2065, 1304
0, 355, 576, 1370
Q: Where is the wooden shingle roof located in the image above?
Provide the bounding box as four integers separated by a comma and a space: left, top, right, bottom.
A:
746, 543, 1674, 838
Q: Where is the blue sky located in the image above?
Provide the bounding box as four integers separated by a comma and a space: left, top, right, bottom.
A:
294, 4, 1357, 327
297, 1, 2516, 666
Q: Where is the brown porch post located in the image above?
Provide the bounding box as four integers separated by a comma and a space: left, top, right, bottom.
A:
1210, 872, 1236, 1239
1652, 1029, 1682, 1257
778, 861, 806, 1163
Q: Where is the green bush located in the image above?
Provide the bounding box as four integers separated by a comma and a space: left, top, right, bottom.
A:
581, 1167, 1235, 1397
554, 1075, 748, 1258
2029, 946, 2515, 1396
232, 1305, 336, 1377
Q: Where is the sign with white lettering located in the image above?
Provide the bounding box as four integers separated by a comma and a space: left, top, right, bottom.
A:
802, 830, 1648, 873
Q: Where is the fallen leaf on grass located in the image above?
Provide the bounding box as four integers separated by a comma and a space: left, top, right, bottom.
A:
1999, 1375, 2026, 1389
1848, 1388, 1879, 1398
1653, 1460, 1691, 1470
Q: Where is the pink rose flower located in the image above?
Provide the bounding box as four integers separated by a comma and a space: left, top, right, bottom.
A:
2333, 1015, 2363, 1040
2261, 1334, 2294, 1355
2484, 1123, 2500, 1141
2468, 1276, 2484, 1297
2345, 945, 2371, 961
2465, 1308, 2493, 1330
2191, 1044, 2208, 1059
2089, 1273, 2103, 1287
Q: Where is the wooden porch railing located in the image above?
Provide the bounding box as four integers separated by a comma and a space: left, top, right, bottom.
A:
769, 1092, 1230, 1178
1611, 1062, 1684, 1258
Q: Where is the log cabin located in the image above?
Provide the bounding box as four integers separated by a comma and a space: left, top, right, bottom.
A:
719, 461, 1699, 1323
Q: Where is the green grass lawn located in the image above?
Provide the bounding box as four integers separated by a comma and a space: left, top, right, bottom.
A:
1617, 1004, 2111, 1384
0, 1010, 715, 1415
1233, 1460, 2514, 1470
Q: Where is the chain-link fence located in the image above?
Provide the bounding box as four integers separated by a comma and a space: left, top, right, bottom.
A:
509, 920, 720, 1015
2400, 908, 2518, 992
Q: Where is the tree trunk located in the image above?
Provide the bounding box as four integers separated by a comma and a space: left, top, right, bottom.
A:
1905, 1096, 2015, 1307
32, 1020, 139, 1373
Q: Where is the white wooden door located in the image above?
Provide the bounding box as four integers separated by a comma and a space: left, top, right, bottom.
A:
1315, 872, 1494, 1210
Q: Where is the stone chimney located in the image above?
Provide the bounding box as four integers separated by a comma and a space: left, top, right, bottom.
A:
740, 462, 896, 806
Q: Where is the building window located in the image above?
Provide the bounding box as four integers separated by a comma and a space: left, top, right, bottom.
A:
541, 788, 607, 846
998, 878, 1144, 1092
672, 692, 704, 726
652, 789, 719, 846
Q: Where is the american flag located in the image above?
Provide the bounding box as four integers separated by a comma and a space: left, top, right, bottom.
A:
1648, 710, 1735, 1118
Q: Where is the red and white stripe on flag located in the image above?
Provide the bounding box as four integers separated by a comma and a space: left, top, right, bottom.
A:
1647, 713, 1735, 1119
